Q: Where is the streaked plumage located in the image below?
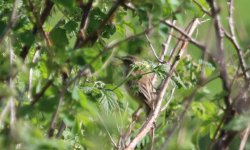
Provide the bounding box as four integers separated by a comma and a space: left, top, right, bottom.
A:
120, 56, 156, 115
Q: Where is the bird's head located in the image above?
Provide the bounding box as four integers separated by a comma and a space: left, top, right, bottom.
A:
118, 55, 137, 66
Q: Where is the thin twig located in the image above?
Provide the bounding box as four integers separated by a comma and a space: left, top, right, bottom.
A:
56, 121, 66, 138
225, 0, 248, 79
28, 46, 41, 101
48, 86, 66, 137
160, 73, 219, 150
20, 0, 54, 60
207, 1, 236, 148
192, 0, 211, 16
27, 0, 52, 48
160, 87, 175, 112
161, 20, 205, 50
74, 0, 94, 49
31, 79, 54, 105
151, 20, 176, 85
125, 19, 200, 150
160, 20, 176, 61
239, 126, 250, 150
77, 0, 125, 48
0, 0, 21, 45
145, 34, 163, 63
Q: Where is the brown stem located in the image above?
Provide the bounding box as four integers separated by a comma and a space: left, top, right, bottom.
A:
20, 0, 54, 60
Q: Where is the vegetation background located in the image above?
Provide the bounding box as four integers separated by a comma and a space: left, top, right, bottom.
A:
0, 0, 250, 149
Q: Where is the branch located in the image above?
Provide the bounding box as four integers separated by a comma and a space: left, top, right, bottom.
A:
160, 73, 220, 149
48, 84, 66, 137
0, 0, 21, 45
145, 34, 163, 63
28, 46, 41, 101
76, 0, 125, 48
27, 0, 52, 47
74, 0, 94, 49
31, 79, 54, 105
161, 20, 205, 50
160, 20, 176, 61
151, 20, 176, 85
56, 121, 66, 138
207, 1, 235, 148
160, 87, 175, 112
20, 0, 54, 60
125, 19, 200, 150
226, 0, 249, 79
192, 0, 211, 16
239, 126, 250, 150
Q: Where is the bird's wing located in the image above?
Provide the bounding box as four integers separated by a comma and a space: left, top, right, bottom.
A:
138, 75, 156, 108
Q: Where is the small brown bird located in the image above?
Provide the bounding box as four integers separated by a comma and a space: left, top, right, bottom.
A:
119, 56, 156, 116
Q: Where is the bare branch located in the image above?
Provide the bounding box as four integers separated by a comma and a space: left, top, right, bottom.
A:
239, 126, 250, 150
151, 20, 176, 85
160, 72, 220, 150
125, 19, 200, 150
161, 20, 205, 50
160, 20, 176, 61
160, 87, 175, 112
28, 46, 41, 101
226, 0, 249, 79
145, 34, 163, 63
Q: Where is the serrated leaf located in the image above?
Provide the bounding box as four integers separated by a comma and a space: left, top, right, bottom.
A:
98, 90, 119, 113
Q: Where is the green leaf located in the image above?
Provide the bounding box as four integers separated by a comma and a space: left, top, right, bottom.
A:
101, 24, 116, 38
98, 90, 119, 113
37, 96, 57, 113
79, 91, 98, 116
53, 0, 74, 9
50, 27, 69, 48
72, 86, 80, 100
87, 8, 106, 34
19, 30, 35, 46
64, 20, 78, 33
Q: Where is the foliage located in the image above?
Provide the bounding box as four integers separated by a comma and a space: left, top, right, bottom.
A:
0, 0, 250, 150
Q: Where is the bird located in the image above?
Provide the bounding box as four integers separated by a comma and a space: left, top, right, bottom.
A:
119, 55, 156, 117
